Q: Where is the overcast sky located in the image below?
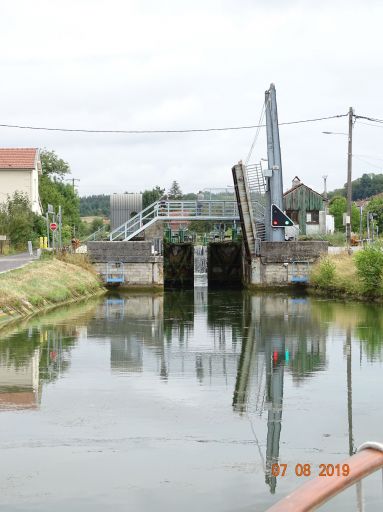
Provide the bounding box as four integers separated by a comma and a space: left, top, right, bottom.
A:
0, 0, 382, 197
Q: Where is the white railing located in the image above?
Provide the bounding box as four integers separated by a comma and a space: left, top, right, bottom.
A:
109, 199, 240, 241
82, 224, 109, 243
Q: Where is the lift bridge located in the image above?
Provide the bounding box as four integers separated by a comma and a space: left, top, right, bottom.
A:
85, 161, 268, 250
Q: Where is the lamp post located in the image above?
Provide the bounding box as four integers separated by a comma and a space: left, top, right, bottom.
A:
322, 107, 354, 248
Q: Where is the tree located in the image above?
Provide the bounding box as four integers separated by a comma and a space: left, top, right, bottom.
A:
90, 217, 104, 232
142, 186, 165, 208
39, 150, 80, 235
40, 149, 70, 178
0, 192, 40, 248
366, 197, 383, 232
329, 196, 347, 230
329, 196, 360, 232
80, 194, 110, 217
328, 172, 383, 201
168, 181, 182, 200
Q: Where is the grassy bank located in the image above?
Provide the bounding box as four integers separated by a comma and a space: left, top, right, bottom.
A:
0, 257, 105, 327
310, 246, 383, 300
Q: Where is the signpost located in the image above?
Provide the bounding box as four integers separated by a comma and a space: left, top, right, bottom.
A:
46, 206, 62, 250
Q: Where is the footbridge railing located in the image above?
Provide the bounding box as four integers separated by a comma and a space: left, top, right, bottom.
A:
109, 199, 241, 241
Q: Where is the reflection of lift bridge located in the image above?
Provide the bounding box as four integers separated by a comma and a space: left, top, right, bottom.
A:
233, 295, 328, 494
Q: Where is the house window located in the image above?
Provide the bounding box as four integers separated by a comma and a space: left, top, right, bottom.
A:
286, 210, 299, 223
306, 211, 319, 224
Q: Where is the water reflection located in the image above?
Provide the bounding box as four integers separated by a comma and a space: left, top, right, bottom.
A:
232, 295, 328, 493
1, 292, 383, 510
0, 301, 99, 410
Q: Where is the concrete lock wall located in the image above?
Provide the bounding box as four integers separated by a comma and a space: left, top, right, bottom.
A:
87, 241, 163, 287
246, 241, 328, 287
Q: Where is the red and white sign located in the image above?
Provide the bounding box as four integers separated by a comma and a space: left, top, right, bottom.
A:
50, 222, 58, 231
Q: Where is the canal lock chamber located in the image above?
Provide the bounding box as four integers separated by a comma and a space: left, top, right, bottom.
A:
163, 242, 243, 289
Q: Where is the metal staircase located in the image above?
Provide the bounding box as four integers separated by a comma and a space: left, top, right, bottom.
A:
232, 162, 266, 259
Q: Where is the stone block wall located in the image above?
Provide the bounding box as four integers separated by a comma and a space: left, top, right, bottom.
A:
93, 262, 163, 287
87, 241, 156, 263
260, 241, 328, 264
246, 241, 328, 287
87, 241, 163, 287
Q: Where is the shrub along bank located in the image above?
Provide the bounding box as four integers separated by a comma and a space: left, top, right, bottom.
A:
310, 244, 383, 300
0, 257, 105, 327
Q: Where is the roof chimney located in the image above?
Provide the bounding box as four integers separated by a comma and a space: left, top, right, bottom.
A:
292, 176, 301, 189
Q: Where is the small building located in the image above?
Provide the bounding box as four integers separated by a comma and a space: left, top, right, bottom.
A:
283, 177, 331, 235
0, 148, 42, 214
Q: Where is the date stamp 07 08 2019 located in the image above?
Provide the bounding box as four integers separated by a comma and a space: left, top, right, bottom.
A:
271, 463, 351, 478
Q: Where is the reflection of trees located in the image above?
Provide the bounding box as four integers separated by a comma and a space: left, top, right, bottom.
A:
0, 326, 77, 385
207, 290, 244, 351
0, 300, 100, 409
312, 301, 383, 361
164, 290, 194, 345
355, 307, 383, 361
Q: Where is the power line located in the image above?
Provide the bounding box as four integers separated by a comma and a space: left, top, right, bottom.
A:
0, 113, 347, 135
353, 155, 383, 168
356, 120, 383, 129
355, 115, 383, 124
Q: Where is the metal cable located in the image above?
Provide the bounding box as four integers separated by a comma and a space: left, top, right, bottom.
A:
0, 114, 347, 135
245, 102, 266, 165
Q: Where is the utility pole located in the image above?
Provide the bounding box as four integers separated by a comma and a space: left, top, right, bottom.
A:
346, 107, 354, 248
359, 205, 363, 243
66, 178, 80, 193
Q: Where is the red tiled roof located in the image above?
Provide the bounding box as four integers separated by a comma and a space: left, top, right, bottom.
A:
0, 148, 38, 169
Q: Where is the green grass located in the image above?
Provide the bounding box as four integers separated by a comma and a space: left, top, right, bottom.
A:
0, 258, 104, 317
310, 251, 383, 299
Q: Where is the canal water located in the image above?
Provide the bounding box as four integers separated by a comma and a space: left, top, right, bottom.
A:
0, 291, 382, 511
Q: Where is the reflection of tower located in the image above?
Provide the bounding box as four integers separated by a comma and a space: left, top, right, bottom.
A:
264, 335, 285, 494
232, 294, 329, 494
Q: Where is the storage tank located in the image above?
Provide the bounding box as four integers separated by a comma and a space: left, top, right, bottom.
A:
110, 193, 143, 230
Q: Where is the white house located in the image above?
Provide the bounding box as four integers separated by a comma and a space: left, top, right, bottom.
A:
0, 148, 42, 214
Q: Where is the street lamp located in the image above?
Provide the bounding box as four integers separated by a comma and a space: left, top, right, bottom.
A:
322, 131, 348, 136
322, 107, 354, 248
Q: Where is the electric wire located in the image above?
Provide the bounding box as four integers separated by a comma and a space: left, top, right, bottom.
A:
355, 115, 383, 124
0, 114, 347, 135
356, 120, 383, 129
353, 155, 383, 169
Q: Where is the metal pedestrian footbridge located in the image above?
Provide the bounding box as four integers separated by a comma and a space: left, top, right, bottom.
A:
89, 199, 241, 242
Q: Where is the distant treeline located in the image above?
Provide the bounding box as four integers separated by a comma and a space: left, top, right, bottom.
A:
329, 172, 383, 201
80, 195, 110, 217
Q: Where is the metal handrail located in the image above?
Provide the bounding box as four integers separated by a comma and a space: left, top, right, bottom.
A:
82, 224, 108, 243
108, 199, 241, 242
266, 445, 383, 512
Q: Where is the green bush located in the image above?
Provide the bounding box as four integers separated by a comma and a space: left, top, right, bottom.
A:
354, 244, 383, 294
312, 257, 336, 288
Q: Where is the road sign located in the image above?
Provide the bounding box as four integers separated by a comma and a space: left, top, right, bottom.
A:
50, 222, 58, 231
271, 204, 294, 227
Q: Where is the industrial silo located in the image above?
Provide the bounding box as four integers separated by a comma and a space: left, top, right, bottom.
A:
110, 193, 143, 230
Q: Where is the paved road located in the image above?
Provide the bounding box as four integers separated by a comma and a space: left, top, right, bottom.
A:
0, 252, 36, 273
